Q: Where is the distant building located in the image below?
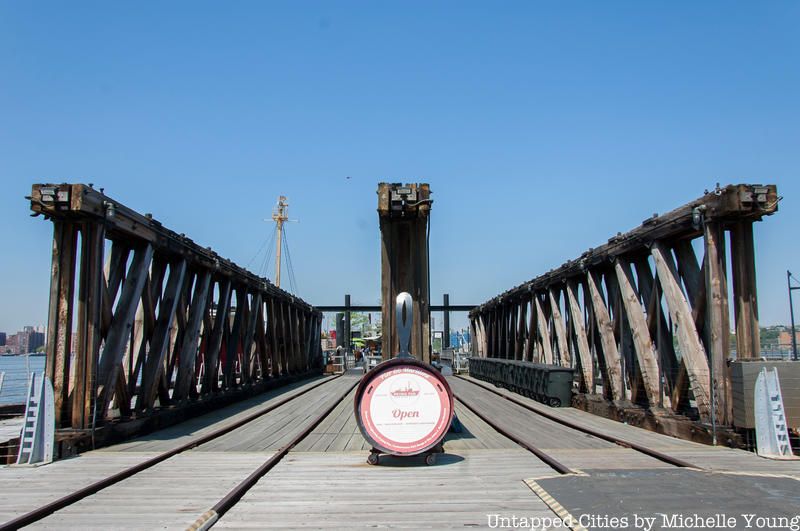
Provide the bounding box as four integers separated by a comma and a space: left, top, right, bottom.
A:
779, 330, 800, 350
0, 332, 6, 346
2, 326, 46, 355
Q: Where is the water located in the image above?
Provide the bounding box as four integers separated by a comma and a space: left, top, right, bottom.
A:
0, 355, 46, 405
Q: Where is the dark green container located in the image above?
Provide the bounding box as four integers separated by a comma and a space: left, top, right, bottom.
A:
468, 358, 574, 407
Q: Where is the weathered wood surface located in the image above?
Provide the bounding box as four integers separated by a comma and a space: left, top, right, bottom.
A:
586, 270, 623, 401
614, 259, 660, 406
448, 377, 614, 451
103, 375, 337, 453
651, 242, 712, 420
25, 453, 271, 530
193, 375, 358, 452
0, 377, 355, 528
0, 417, 23, 445
731, 220, 760, 360
469, 184, 778, 428
30, 183, 323, 434
0, 452, 157, 524
459, 375, 800, 478
3, 370, 800, 530
566, 280, 594, 391
548, 288, 571, 366
215, 449, 557, 529
378, 183, 432, 363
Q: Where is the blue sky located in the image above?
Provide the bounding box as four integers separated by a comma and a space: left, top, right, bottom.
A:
1, 1, 798, 334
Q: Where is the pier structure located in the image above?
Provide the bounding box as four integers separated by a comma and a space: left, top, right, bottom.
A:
0, 181, 796, 530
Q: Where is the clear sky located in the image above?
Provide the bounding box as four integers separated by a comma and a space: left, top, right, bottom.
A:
1, 1, 798, 335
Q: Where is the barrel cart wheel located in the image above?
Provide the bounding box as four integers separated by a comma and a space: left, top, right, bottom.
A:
367, 450, 380, 466
548, 397, 561, 407
424, 443, 445, 466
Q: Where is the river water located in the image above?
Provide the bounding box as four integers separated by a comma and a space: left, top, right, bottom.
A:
0, 355, 46, 405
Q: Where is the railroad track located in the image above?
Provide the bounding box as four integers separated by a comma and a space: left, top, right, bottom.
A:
450, 374, 699, 475
0, 373, 359, 531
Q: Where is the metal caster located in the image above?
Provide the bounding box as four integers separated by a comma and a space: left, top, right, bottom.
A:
425, 453, 437, 466
367, 452, 380, 465
548, 397, 561, 407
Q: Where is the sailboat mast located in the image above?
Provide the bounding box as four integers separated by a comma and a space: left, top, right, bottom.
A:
272, 196, 289, 288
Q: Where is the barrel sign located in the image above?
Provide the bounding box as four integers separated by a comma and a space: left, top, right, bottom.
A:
358, 363, 452, 455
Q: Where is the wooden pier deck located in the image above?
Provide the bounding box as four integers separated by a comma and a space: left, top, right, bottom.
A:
456, 375, 800, 478
0, 372, 798, 530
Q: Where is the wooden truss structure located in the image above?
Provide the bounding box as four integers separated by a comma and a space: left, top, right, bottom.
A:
30, 184, 322, 433
470, 184, 779, 427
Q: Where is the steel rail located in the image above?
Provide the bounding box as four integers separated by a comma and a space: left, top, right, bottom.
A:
455, 374, 699, 469
452, 393, 575, 476
0, 374, 343, 531
187, 376, 361, 530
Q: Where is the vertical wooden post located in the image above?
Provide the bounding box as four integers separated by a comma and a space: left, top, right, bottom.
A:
301, 311, 311, 371
508, 303, 517, 359
72, 222, 105, 429
499, 304, 508, 359
45, 222, 78, 428
291, 306, 302, 373
730, 220, 760, 360
492, 309, 500, 358
281, 301, 291, 373
267, 296, 281, 375
515, 299, 527, 361
378, 183, 432, 362
704, 222, 732, 424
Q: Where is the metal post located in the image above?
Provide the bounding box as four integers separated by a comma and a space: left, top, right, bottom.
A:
344, 294, 351, 356
443, 294, 450, 349
789, 271, 798, 361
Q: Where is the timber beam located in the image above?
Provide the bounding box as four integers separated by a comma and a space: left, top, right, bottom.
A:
30, 183, 322, 443
469, 183, 778, 432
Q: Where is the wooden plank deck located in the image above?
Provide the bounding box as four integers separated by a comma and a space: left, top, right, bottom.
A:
103, 375, 338, 453
195, 375, 359, 452
0, 375, 358, 529
457, 375, 800, 478
2, 370, 798, 530
215, 449, 558, 529
26, 453, 271, 530
448, 377, 616, 451
0, 417, 23, 446
0, 452, 158, 523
